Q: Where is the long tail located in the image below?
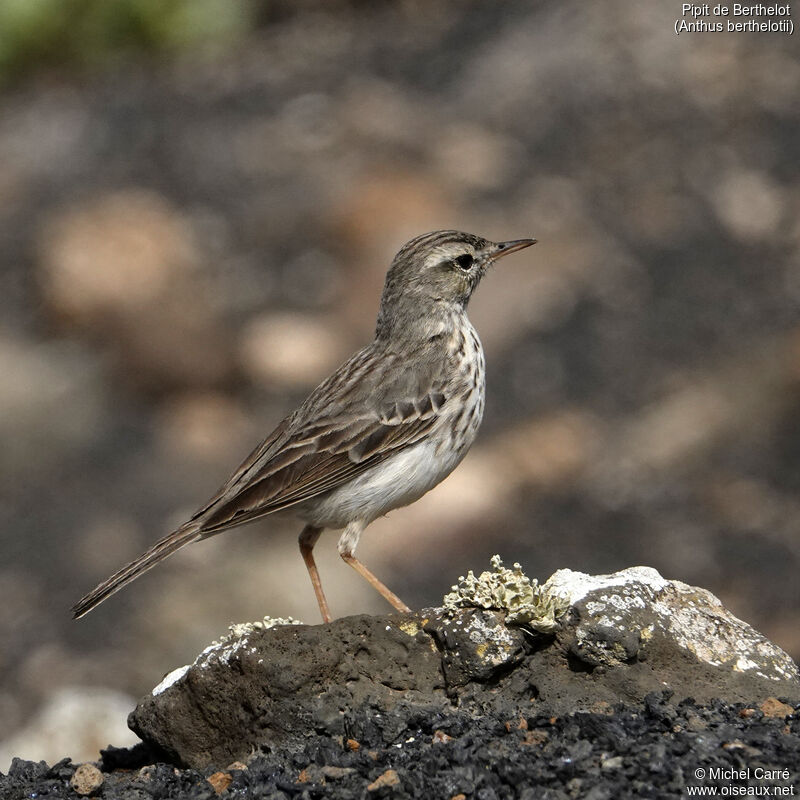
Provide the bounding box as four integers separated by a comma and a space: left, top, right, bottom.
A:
71, 521, 203, 619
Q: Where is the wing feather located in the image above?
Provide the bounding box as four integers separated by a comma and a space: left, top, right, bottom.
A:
189, 342, 459, 537
198, 415, 436, 533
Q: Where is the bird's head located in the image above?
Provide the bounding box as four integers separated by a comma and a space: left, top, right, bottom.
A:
376, 230, 536, 336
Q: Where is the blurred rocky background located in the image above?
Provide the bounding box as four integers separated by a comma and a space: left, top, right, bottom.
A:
0, 0, 798, 769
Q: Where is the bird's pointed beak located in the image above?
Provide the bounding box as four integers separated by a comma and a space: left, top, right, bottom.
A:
491, 238, 537, 261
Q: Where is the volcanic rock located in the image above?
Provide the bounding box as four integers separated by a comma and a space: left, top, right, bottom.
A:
130, 566, 800, 768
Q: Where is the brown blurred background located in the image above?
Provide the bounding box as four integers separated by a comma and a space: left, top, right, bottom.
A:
1, 0, 799, 767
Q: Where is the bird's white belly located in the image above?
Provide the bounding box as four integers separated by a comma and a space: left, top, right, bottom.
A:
296, 434, 471, 530
296, 318, 485, 531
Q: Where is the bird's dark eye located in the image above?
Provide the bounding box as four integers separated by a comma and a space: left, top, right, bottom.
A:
454, 253, 474, 270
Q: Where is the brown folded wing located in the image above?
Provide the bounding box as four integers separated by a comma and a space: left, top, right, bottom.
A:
193, 388, 446, 536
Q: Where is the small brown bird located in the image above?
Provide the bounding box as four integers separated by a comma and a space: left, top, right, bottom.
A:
72, 230, 535, 622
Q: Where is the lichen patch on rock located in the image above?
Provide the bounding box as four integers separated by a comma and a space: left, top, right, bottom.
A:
201, 616, 305, 667
545, 566, 670, 604
547, 566, 800, 683
151, 616, 305, 695
442, 555, 568, 631
152, 664, 191, 696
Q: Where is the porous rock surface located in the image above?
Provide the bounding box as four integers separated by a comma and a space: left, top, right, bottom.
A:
130, 567, 800, 769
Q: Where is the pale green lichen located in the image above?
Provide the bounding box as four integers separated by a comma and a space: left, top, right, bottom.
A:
216, 616, 304, 644
443, 555, 569, 633
199, 616, 306, 667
